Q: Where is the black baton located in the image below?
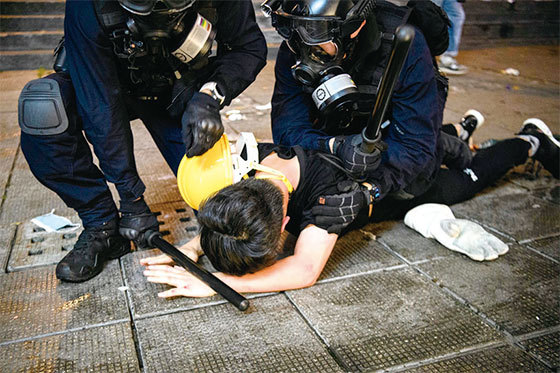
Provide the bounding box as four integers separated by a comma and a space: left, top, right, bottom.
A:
147, 231, 249, 311
360, 25, 415, 153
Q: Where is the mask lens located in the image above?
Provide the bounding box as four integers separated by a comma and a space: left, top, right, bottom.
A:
273, 12, 340, 45
272, 13, 294, 40
295, 19, 338, 45
119, 0, 157, 15
161, 0, 195, 12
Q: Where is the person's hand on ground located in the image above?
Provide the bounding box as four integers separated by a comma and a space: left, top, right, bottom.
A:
143, 264, 217, 298
140, 237, 203, 266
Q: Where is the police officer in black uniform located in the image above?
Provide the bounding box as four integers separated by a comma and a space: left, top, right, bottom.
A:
18, 0, 266, 282
265, 0, 451, 233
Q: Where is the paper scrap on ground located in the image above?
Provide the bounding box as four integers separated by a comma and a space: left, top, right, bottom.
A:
255, 102, 272, 111
501, 67, 520, 76
225, 109, 246, 121
31, 210, 81, 233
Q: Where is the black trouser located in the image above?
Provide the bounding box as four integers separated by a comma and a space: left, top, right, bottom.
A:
371, 137, 530, 222
20, 73, 185, 228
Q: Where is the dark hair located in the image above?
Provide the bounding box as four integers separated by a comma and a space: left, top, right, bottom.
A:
198, 178, 285, 276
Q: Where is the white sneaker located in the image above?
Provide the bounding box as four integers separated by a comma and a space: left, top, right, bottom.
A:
439, 54, 468, 75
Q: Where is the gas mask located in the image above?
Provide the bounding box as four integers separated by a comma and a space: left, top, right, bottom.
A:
266, 0, 376, 130
288, 35, 360, 127
120, 0, 215, 67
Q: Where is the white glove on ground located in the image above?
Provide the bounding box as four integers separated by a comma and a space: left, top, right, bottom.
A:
404, 203, 508, 261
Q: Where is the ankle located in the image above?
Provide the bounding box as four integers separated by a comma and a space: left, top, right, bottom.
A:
516, 134, 540, 157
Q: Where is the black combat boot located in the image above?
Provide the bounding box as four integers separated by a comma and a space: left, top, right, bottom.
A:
56, 219, 130, 282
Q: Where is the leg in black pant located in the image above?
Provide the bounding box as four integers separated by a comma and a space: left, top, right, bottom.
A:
372, 138, 530, 221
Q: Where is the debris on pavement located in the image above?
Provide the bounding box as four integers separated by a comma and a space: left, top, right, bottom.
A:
31, 209, 81, 233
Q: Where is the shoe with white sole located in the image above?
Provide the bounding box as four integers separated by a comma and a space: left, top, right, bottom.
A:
517, 118, 560, 178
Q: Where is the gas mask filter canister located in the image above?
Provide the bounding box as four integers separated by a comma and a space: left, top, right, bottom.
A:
172, 13, 215, 64
311, 71, 359, 115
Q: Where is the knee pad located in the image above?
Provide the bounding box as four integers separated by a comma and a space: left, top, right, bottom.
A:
18, 78, 69, 136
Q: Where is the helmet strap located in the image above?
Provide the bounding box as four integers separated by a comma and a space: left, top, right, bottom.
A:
232, 132, 294, 194
252, 163, 294, 194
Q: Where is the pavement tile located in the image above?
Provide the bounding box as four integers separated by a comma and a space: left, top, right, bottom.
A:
0, 111, 19, 134
376, 221, 455, 262
505, 166, 559, 191
533, 185, 560, 206
122, 249, 226, 318
451, 189, 560, 242
0, 224, 16, 273
319, 225, 402, 281
520, 331, 560, 370
0, 322, 140, 373
134, 148, 174, 178
525, 235, 560, 261
0, 152, 74, 225
417, 245, 559, 336
0, 262, 128, 343
0, 90, 21, 113
149, 200, 198, 247
287, 267, 503, 371
0, 133, 19, 199
130, 120, 156, 151
407, 344, 552, 373
222, 94, 274, 140
135, 295, 343, 373
8, 219, 82, 271
141, 172, 183, 206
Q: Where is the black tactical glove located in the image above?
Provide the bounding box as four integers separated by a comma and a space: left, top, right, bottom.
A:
119, 197, 159, 249
311, 180, 379, 235
182, 92, 224, 158
332, 134, 386, 177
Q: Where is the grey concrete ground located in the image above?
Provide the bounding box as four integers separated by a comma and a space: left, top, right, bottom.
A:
0, 45, 558, 372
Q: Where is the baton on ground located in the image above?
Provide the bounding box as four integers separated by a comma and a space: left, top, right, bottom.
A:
146, 231, 249, 311
360, 25, 415, 153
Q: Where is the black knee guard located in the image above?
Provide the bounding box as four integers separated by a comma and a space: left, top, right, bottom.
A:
18, 78, 69, 136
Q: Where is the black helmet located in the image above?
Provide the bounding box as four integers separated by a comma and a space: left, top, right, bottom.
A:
118, 0, 195, 15
266, 0, 375, 45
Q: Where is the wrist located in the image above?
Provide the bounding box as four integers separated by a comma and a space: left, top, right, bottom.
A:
328, 138, 335, 153
330, 136, 344, 154
360, 182, 381, 217
200, 81, 225, 106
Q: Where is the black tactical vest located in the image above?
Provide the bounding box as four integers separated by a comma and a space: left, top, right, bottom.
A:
93, 0, 217, 99
316, 0, 449, 135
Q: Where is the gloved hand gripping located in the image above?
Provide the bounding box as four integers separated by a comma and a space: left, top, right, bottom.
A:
182, 92, 224, 158
119, 197, 159, 249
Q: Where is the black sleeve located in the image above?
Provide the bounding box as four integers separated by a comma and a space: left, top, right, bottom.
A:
207, 0, 267, 106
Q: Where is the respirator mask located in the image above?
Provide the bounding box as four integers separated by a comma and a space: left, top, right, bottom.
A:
266, 0, 376, 129
119, 0, 215, 66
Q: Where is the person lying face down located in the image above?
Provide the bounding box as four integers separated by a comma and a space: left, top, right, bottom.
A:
141, 132, 376, 298
142, 118, 560, 298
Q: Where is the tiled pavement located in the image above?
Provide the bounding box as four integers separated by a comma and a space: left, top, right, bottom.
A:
0, 45, 558, 372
